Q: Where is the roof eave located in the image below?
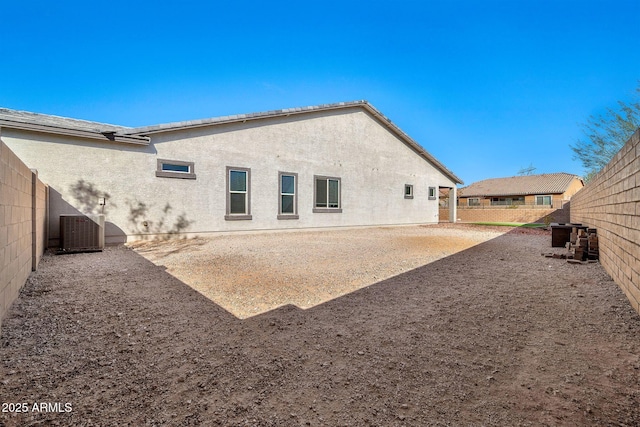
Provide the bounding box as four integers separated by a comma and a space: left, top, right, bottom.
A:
359, 102, 463, 185
125, 100, 463, 185
461, 192, 564, 198
124, 101, 370, 136
0, 120, 150, 145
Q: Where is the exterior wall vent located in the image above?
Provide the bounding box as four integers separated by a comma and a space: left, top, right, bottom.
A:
59, 214, 105, 253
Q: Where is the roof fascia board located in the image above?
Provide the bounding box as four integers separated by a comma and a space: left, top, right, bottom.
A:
127, 101, 463, 185
461, 192, 553, 197
461, 173, 579, 197
125, 102, 366, 136
360, 103, 463, 185
0, 120, 150, 145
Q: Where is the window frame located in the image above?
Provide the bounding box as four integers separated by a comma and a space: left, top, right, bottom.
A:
313, 175, 342, 213
535, 195, 552, 206
428, 186, 437, 200
225, 166, 252, 220
491, 197, 525, 206
468, 198, 480, 206
155, 159, 196, 179
404, 184, 414, 199
278, 171, 299, 220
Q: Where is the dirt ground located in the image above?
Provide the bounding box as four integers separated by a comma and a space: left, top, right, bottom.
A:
1, 224, 639, 426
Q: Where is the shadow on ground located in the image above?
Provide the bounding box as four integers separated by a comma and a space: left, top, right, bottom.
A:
1, 227, 639, 426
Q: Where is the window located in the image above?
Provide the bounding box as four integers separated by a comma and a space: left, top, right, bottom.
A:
278, 172, 299, 219
225, 166, 251, 220
491, 197, 524, 206
314, 175, 342, 213
535, 195, 552, 206
404, 184, 413, 199
428, 187, 436, 200
468, 198, 480, 206
163, 164, 189, 173
156, 159, 196, 179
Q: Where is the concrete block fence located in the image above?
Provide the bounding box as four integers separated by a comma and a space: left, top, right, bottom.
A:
571, 129, 640, 315
0, 139, 47, 329
440, 205, 569, 224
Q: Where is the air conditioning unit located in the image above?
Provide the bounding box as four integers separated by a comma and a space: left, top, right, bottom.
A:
59, 214, 105, 253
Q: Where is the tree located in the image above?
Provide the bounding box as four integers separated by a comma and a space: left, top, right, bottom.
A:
571, 83, 640, 182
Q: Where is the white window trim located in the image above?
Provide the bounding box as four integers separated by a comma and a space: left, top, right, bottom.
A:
428, 186, 437, 200
313, 175, 342, 213
468, 198, 480, 206
225, 166, 252, 220
535, 195, 553, 205
278, 171, 299, 220
404, 184, 414, 199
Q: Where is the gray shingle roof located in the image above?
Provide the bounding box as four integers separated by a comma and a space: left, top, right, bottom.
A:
460, 173, 582, 197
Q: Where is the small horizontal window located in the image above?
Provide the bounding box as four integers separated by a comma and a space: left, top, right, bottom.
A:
156, 159, 196, 179
162, 163, 190, 173
491, 197, 525, 206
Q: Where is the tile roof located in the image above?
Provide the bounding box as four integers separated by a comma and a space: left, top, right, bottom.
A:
0, 108, 130, 133
0, 108, 148, 145
460, 173, 582, 197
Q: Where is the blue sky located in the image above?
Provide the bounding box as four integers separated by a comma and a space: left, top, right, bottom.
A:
1, 0, 639, 185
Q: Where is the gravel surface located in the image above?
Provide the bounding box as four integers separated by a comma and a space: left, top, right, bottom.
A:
130, 224, 505, 318
1, 224, 639, 426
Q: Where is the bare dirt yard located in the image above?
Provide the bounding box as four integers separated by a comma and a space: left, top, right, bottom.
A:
1, 224, 639, 426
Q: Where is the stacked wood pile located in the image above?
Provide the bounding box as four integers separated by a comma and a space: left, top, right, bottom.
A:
543, 227, 599, 264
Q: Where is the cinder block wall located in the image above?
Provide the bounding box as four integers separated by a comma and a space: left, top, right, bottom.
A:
571, 129, 640, 314
0, 139, 47, 328
441, 207, 568, 223
33, 173, 47, 270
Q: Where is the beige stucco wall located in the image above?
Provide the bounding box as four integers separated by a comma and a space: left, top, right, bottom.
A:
561, 177, 584, 199
3, 108, 457, 243
0, 139, 47, 328
571, 129, 640, 315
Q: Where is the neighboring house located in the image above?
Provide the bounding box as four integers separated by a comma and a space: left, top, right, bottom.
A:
458, 173, 584, 209
0, 101, 462, 244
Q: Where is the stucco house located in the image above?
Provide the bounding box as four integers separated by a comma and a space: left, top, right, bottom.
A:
0, 101, 462, 245
458, 173, 584, 209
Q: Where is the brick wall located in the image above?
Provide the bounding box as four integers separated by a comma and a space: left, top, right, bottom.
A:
0, 139, 47, 329
571, 129, 640, 315
440, 206, 569, 224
